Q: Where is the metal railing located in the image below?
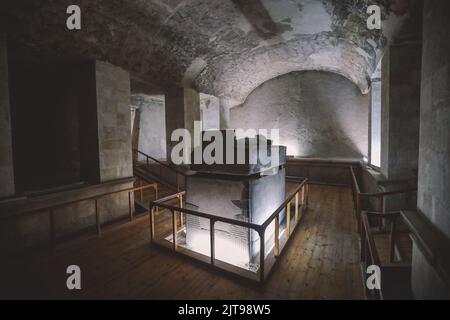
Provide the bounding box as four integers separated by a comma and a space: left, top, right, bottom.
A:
0, 180, 159, 245
133, 149, 187, 192
149, 178, 309, 282
349, 166, 417, 233
349, 166, 417, 299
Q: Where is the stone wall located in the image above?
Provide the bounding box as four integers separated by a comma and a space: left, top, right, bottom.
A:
413, 0, 450, 299
0, 34, 15, 198
131, 94, 166, 161
380, 44, 422, 180
230, 71, 369, 159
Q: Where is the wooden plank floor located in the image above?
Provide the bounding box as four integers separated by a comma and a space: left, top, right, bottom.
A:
0, 185, 363, 300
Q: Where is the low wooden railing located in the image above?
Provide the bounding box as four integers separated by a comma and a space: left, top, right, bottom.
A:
350, 166, 417, 299
149, 178, 309, 282
0, 181, 159, 245
349, 166, 417, 233
133, 149, 187, 192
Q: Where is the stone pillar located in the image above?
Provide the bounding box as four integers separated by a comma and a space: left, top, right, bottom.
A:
165, 87, 200, 162
132, 94, 166, 161
200, 93, 220, 131
219, 97, 231, 130
0, 34, 15, 198
380, 43, 422, 181
95, 61, 133, 182
413, 0, 450, 299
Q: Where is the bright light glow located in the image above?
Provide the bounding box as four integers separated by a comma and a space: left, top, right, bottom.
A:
187, 230, 254, 269
370, 80, 381, 167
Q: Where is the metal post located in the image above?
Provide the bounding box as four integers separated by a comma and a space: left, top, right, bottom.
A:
274, 214, 280, 257
210, 220, 215, 265
155, 184, 159, 214
389, 217, 397, 263
286, 202, 291, 237
149, 205, 155, 243
172, 210, 177, 251
179, 194, 184, 226
128, 191, 133, 221
259, 230, 265, 282
356, 194, 361, 233
379, 196, 385, 231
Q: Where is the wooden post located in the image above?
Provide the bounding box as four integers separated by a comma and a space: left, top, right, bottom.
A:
210, 220, 215, 265
287, 202, 291, 236
140, 180, 144, 203
172, 210, 178, 251
95, 199, 101, 236
295, 192, 299, 223
274, 214, 280, 257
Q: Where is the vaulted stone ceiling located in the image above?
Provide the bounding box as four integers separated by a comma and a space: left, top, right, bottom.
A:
2, 0, 414, 103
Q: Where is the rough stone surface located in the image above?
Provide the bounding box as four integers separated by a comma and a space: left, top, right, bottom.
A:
230, 71, 369, 159
95, 61, 133, 182
131, 94, 167, 160
200, 93, 220, 131
2, 0, 413, 102
0, 34, 15, 198
414, 0, 450, 299
416, 1, 450, 238
380, 43, 421, 180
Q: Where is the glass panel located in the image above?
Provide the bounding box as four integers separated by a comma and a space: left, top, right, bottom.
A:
181, 214, 211, 256
153, 207, 175, 248
212, 221, 260, 273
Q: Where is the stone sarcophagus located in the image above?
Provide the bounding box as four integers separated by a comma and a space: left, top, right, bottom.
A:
185, 130, 286, 269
